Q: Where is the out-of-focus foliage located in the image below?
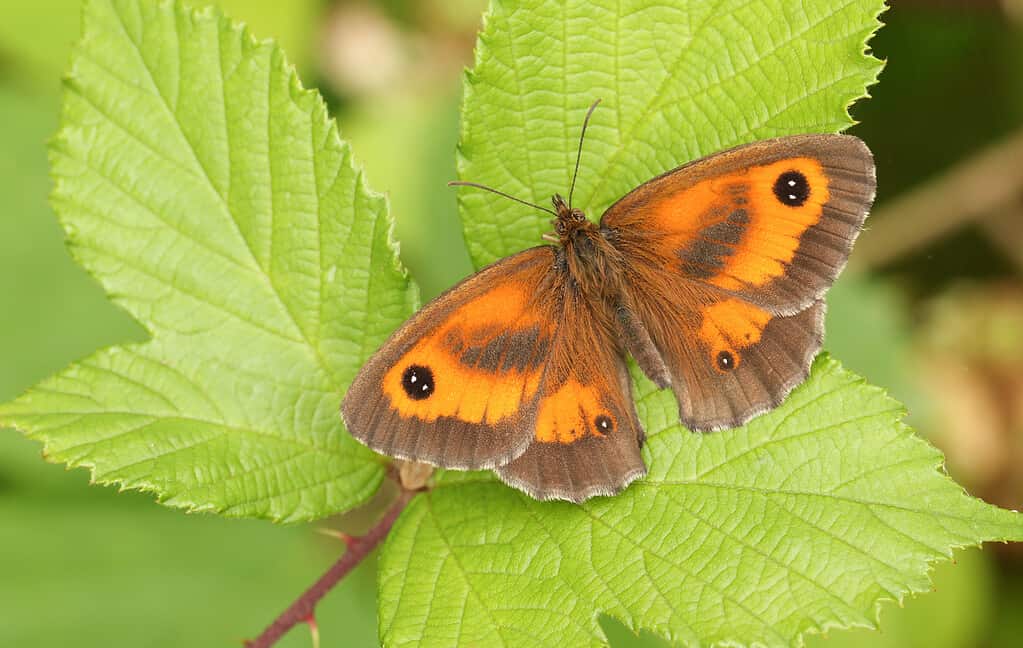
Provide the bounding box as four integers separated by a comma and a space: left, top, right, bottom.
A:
344, 93, 474, 300
0, 0, 321, 82
0, 430, 379, 647
916, 285, 1023, 509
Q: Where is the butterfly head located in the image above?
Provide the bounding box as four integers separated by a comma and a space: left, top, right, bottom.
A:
552, 193, 592, 243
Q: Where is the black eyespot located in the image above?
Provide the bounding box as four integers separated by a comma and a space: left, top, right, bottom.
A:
401, 365, 434, 400
595, 414, 614, 434
773, 170, 810, 207
716, 350, 736, 371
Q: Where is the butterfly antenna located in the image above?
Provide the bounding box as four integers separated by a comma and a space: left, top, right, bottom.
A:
568, 98, 602, 208
448, 181, 557, 216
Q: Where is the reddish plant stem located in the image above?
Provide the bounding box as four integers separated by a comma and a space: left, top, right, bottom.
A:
246, 488, 416, 648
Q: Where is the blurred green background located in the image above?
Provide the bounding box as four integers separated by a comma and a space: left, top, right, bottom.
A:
2, 0, 1023, 645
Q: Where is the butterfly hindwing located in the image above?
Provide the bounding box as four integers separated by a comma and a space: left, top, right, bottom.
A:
497, 277, 646, 502
627, 271, 826, 430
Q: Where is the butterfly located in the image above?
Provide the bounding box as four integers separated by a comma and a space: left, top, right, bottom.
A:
341, 102, 875, 503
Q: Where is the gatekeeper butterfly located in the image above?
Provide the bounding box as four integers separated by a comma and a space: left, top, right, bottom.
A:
341, 101, 875, 502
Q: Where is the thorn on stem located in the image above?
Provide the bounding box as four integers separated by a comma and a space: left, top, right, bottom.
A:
247, 488, 415, 647
305, 615, 320, 648
315, 528, 355, 547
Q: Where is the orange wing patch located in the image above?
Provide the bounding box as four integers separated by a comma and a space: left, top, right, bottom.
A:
534, 378, 616, 444
381, 283, 552, 424
712, 158, 829, 290
697, 299, 771, 372
639, 157, 830, 290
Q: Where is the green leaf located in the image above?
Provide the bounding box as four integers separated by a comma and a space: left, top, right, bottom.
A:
457, 0, 884, 267
378, 0, 1023, 645
804, 547, 995, 648
0, 0, 417, 522
380, 357, 1023, 646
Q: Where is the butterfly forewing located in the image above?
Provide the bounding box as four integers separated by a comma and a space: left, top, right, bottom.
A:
603, 135, 875, 314
341, 247, 559, 470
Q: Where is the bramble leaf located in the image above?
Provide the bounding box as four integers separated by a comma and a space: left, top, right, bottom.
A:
378, 0, 1023, 646
0, 0, 416, 522
457, 0, 885, 268
380, 357, 1023, 646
